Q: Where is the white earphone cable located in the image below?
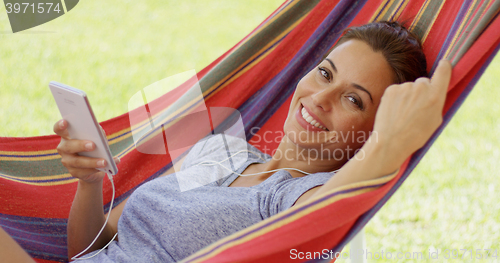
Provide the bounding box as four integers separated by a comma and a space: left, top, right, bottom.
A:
72, 149, 337, 261
195, 149, 339, 176
71, 173, 118, 261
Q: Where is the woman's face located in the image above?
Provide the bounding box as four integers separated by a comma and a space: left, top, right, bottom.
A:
283, 39, 395, 161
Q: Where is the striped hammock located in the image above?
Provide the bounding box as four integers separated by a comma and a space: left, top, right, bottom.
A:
1, 0, 499, 262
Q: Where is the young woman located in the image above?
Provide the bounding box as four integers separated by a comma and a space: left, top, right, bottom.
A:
0, 21, 452, 262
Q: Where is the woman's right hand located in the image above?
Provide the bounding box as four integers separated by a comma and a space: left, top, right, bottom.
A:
53, 119, 120, 184
372, 59, 452, 166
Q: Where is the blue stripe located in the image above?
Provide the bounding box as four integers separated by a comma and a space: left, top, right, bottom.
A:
0, 152, 59, 158
0, 214, 67, 226
12, 235, 67, 249
0, 224, 66, 237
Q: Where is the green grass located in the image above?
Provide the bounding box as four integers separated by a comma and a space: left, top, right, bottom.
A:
1, 1, 499, 262
0, 0, 283, 136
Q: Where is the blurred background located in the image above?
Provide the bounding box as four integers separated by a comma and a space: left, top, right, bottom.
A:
0, 0, 498, 262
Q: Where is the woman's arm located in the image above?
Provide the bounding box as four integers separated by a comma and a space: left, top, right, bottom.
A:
0, 226, 35, 263
53, 120, 117, 258
67, 179, 115, 258
54, 119, 186, 258
296, 60, 452, 205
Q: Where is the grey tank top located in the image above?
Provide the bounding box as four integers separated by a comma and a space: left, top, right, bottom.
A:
76, 134, 333, 262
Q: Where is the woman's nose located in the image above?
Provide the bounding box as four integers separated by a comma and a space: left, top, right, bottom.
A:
311, 86, 335, 112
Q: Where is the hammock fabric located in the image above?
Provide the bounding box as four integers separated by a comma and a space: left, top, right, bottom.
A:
1, 0, 499, 262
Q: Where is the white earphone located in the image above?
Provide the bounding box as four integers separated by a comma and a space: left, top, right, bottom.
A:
195, 149, 339, 176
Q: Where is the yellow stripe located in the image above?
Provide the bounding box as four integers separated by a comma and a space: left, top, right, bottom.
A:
391, 0, 409, 21
0, 153, 59, 162
0, 127, 133, 161
0, 173, 77, 186
385, 0, 407, 21
225, 0, 299, 54
370, 0, 396, 22
410, 0, 432, 31
184, 172, 398, 262
108, 127, 133, 145
409, 0, 446, 43
0, 172, 71, 181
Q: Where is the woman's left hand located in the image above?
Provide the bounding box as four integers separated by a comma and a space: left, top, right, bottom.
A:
372, 59, 452, 164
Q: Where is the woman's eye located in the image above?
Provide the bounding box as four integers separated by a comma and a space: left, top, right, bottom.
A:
318, 67, 330, 81
347, 96, 363, 109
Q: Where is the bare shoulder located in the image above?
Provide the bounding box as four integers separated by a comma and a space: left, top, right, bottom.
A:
292, 185, 321, 207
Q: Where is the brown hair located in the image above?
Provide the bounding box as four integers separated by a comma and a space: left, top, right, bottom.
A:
335, 21, 428, 84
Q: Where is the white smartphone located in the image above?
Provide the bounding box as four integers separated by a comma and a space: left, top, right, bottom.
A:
49, 81, 118, 175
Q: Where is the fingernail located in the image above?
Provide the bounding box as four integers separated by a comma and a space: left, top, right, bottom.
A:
59, 120, 65, 129
97, 160, 105, 167
85, 142, 93, 150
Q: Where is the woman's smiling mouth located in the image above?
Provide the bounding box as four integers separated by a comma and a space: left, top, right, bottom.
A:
296, 104, 329, 131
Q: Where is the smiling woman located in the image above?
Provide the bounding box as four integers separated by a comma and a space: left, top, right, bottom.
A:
53, 20, 451, 262
0, 19, 452, 262
285, 39, 394, 164
282, 21, 428, 168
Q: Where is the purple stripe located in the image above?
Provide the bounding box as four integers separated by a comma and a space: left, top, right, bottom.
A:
411, 0, 429, 26
0, 215, 66, 226
390, 0, 408, 21
108, 129, 131, 142
431, 0, 474, 74
0, 224, 65, 237
0, 152, 59, 158
10, 235, 67, 249
373, 0, 392, 22
1, 214, 68, 261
